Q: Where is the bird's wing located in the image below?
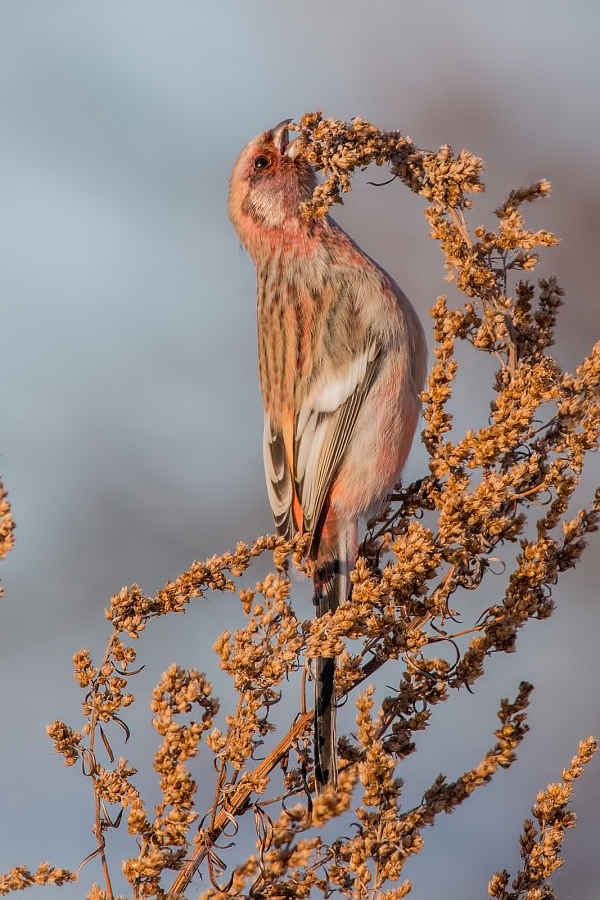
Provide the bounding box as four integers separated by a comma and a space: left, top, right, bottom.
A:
263, 415, 295, 538
294, 339, 380, 539
263, 340, 380, 541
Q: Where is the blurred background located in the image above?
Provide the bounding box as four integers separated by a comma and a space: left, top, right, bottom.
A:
1, 1, 599, 897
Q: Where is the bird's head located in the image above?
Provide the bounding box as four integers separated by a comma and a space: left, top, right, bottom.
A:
228, 120, 317, 247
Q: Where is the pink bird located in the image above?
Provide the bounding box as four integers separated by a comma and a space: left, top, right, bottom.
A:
229, 120, 427, 793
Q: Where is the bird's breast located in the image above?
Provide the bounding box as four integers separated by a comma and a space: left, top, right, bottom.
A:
256, 253, 332, 420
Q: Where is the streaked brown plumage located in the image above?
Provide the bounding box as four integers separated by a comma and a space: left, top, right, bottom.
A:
229, 120, 427, 793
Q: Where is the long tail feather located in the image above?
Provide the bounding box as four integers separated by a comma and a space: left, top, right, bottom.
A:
313, 552, 350, 794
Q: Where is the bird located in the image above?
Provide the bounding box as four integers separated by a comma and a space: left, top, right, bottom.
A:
228, 120, 427, 794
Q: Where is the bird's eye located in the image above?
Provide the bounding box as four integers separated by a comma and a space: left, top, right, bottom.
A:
254, 155, 271, 171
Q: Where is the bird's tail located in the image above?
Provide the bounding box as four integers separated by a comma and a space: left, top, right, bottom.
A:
312, 514, 355, 795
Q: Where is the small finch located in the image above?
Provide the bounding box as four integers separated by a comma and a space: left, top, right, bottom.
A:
229, 120, 427, 793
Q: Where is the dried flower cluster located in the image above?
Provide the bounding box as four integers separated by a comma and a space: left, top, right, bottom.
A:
0, 478, 15, 596
123, 665, 219, 897
2, 113, 599, 899
488, 737, 598, 899
0, 864, 75, 895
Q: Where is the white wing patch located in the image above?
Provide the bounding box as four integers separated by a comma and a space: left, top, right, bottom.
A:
307, 346, 377, 415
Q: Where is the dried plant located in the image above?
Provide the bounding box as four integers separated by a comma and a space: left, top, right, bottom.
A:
488, 737, 598, 900
0, 478, 15, 592
2, 113, 599, 899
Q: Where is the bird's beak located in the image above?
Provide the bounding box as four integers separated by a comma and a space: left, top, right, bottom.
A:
270, 119, 304, 159
270, 120, 293, 154
270, 119, 305, 160
284, 134, 305, 160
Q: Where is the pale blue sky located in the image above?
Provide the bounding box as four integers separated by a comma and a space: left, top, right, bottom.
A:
1, 2, 599, 897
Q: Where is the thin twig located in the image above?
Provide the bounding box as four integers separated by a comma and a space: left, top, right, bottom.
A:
168, 710, 315, 896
